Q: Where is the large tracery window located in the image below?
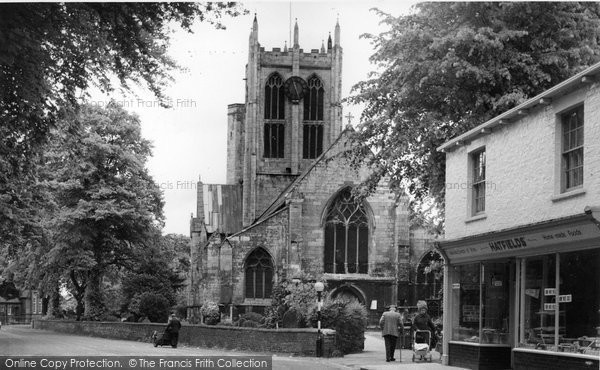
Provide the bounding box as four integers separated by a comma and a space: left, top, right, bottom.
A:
245, 248, 273, 299
264, 74, 285, 158
324, 188, 369, 274
303, 76, 324, 159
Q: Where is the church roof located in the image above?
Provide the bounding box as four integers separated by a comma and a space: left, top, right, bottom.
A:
254, 125, 356, 224
202, 183, 243, 234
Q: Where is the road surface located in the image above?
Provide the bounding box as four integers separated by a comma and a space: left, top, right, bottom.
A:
0, 325, 347, 370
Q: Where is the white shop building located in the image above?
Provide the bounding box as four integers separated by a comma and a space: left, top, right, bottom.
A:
437, 62, 600, 370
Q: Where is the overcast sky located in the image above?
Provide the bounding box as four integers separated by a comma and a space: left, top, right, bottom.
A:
90, 1, 416, 235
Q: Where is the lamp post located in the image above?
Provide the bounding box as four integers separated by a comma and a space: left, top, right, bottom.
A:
314, 281, 324, 357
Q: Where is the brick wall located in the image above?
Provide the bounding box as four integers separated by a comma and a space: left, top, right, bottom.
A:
448, 343, 511, 370
33, 320, 337, 357
513, 349, 599, 370
445, 83, 600, 239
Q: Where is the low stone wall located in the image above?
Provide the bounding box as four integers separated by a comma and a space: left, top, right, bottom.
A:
33, 320, 337, 357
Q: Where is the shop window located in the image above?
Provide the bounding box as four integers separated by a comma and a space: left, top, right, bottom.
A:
481, 262, 511, 344
561, 105, 584, 191
323, 188, 369, 274
244, 248, 273, 299
470, 149, 486, 215
451, 262, 511, 344
519, 249, 600, 355
452, 263, 481, 342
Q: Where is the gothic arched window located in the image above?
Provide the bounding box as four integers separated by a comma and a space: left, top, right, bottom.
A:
245, 248, 274, 299
264, 73, 285, 120
416, 251, 444, 299
303, 76, 324, 121
303, 76, 324, 159
264, 73, 285, 158
324, 189, 369, 274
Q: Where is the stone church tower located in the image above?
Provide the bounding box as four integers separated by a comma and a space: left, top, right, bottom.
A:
227, 16, 343, 227
189, 16, 441, 324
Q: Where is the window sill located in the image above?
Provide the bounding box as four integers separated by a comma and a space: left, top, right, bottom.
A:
465, 213, 487, 224
551, 188, 586, 202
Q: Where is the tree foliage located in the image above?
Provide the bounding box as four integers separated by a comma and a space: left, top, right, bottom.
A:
0, 2, 245, 258
44, 102, 164, 319
347, 2, 600, 215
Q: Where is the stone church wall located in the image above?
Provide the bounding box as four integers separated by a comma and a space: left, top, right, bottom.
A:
227, 210, 289, 306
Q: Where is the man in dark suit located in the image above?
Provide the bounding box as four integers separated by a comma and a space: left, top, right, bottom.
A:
166, 314, 182, 348
379, 304, 403, 362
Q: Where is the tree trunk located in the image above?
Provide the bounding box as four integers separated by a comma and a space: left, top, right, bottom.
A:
47, 285, 62, 318
83, 268, 105, 320
69, 270, 87, 321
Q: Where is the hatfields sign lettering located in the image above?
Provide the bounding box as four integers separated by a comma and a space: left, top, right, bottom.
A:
443, 222, 600, 263
488, 237, 527, 251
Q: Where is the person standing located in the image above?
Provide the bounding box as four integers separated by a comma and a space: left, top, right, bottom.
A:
379, 304, 403, 362
166, 313, 182, 348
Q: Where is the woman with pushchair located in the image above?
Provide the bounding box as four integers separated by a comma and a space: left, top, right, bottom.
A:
412, 300, 438, 350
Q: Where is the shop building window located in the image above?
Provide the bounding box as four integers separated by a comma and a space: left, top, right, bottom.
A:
451, 261, 511, 344
561, 105, 584, 191
519, 249, 600, 356
471, 149, 486, 215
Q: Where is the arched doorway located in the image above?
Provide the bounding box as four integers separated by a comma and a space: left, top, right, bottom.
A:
330, 284, 366, 305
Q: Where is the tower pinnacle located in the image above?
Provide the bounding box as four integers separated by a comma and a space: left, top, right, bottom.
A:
293, 19, 299, 48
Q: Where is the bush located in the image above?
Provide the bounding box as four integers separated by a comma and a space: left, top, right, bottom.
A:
311, 298, 368, 354
137, 292, 171, 323
241, 312, 264, 324
200, 301, 221, 325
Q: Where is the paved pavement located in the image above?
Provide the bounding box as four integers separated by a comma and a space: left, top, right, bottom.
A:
328, 330, 469, 370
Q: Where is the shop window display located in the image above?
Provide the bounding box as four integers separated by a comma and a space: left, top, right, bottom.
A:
452, 262, 511, 344
481, 262, 511, 344
452, 263, 481, 342
519, 249, 600, 356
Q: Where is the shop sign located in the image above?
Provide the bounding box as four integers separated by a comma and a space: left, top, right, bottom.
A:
544, 303, 557, 311
525, 289, 539, 298
443, 221, 600, 263
558, 294, 572, 303
544, 288, 556, 296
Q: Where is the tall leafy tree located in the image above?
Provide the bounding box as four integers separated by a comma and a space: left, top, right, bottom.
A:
45, 102, 164, 319
347, 2, 600, 218
0, 2, 245, 260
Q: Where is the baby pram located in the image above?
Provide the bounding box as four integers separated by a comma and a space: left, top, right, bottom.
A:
412, 329, 433, 362
152, 329, 173, 347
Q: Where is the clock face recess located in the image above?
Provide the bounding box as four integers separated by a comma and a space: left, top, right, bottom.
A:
283, 76, 308, 102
